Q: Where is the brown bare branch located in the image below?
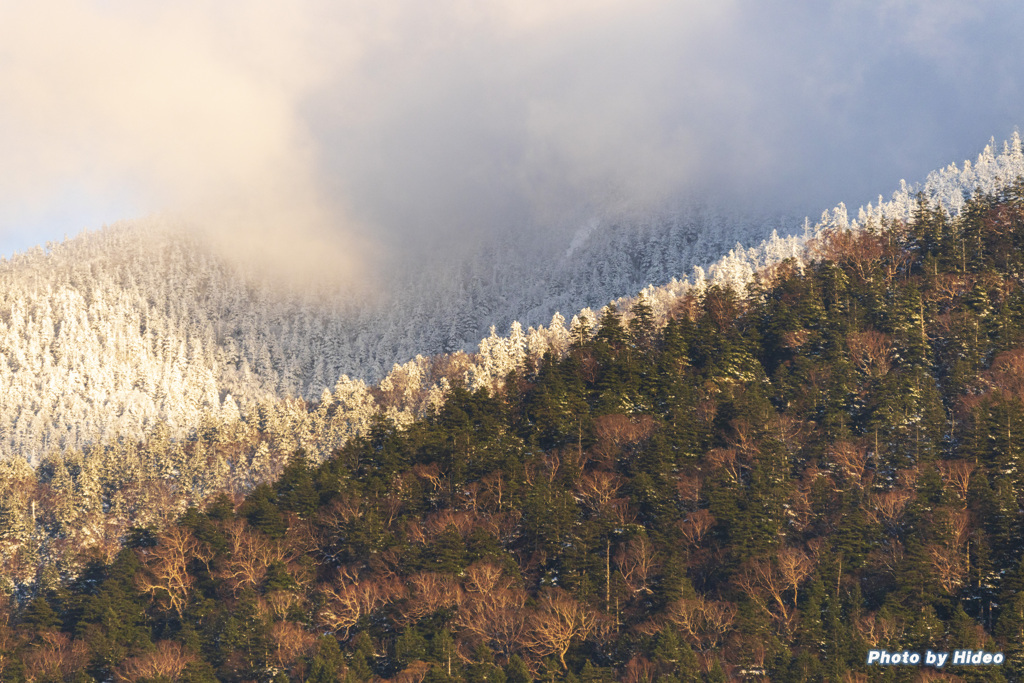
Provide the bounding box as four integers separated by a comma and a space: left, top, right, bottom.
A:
937, 460, 975, 506
828, 441, 871, 486
678, 510, 715, 547
615, 536, 660, 595
136, 527, 207, 617
575, 470, 624, 512
665, 596, 736, 650
869, 489, 914, 533
525, 590, 596, 670
116, 640, 197, 682
847, 330, 894, 378
929, 545, 967, 594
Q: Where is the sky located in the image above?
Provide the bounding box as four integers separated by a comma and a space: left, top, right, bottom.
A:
0, 0, 1021, 279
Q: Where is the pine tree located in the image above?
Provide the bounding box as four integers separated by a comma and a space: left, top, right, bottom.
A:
505, 655, 531, 683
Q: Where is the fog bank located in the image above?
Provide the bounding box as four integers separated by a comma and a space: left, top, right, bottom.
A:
1, 0, 1021, 282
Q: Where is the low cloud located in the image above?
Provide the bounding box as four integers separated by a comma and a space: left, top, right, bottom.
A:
0, 0, 362, 285
0, 0, 1022, 280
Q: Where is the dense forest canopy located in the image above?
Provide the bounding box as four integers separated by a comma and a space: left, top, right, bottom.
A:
3, 181, 1024, 681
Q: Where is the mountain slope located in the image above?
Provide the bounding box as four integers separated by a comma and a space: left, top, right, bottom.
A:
0, 134, 1020, 459
7, 178, 1024, 680
0, 207, 782, 458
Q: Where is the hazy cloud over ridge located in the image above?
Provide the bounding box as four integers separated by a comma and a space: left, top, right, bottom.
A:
0, 0, 1021, 275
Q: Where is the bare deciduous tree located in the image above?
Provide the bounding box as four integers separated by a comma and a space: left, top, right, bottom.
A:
23, 631, 89, 682
788, 475, 817, 532
393, 660, 432, 683
665, 596, 736, 650
607, 498, 636, 527
462, 561, 507, 596
869, 489, 914, 534
773, 414, 811, 455
811, 228, 884, 284
781, 329, 811, 349
695, 399, 717, 427
675, 473, 701, 506
319, 569, 401, 639
701, 600, 737, 649
422, 509, 476, 539
263, 590, 304, 621
615, 536, 659, 595
678, 510, 715, 547
855, 611, 904, 648
218, 519, 289, 596
0, 604, 19, 681
399, 572, 459, 623
455, 562, 527, 658
929, 544, 967, 594
412, 463, 445, 495
591, 414, 656, 464
622, 656, 656, 683
269, 621, 317, 671
116, 640, 197, 682
871, 540, 906, 576
734, 557, 792, 628
984, 348, 1024, 400
828, 441, 871, 486
929, 274, 969, 308
847, 330, 894, 378
525, 590, 596, 670
948, 509, 971, 549
726, 420, 759, 459
937, 461, 975, 506
136, 527, 208, 617
575, 470, 624, 512
776, 547, 814, 606
480, 471, 506, 511
705, 448, 742, 484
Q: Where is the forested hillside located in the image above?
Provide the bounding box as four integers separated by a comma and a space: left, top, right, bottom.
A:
0, 135, 1021, 460
0, 204, 781, 459
4, 180, 1024, 681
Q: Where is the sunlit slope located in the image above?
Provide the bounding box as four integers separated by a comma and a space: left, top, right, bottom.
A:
0, 135, 1019, 459
0, 215, 784, 457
